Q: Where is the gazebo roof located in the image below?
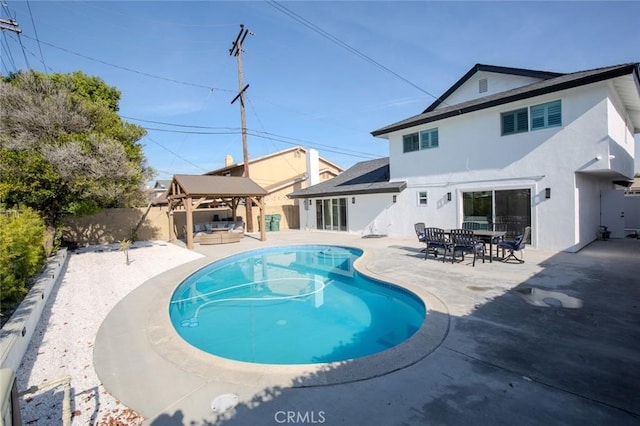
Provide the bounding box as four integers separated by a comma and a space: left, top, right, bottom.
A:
169, 174, 267, 198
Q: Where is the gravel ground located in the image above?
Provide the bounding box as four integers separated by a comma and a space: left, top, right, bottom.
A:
16, 241, 203, 425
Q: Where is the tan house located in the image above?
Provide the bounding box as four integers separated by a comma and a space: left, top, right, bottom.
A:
205, 146, 343, 230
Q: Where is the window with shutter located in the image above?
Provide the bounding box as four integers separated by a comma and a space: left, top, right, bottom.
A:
403, 133, 419, 153
501, 108, 528, 135
531, 100, 561, 130
419, 128, 439, 149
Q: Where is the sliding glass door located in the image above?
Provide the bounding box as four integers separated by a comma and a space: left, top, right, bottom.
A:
463, 189, 531, 241
315, 198, 347, 231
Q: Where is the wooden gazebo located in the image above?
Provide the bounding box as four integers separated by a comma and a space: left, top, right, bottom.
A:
166, 174, 267, 249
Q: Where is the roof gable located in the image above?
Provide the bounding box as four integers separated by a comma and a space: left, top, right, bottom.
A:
425, 64, 562, 113
372, 63, 640, 137
205, 145, 344, 175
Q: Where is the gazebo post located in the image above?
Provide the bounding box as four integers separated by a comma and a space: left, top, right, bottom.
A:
167, 209, 175, 242
185, 196, 194, 249
257, 197, 266, 242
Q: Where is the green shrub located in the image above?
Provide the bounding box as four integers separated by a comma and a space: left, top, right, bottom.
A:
0, 208, 46, 311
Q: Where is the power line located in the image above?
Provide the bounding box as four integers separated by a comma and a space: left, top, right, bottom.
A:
266, 1, 448, 106
25, 0, 46, 72
19, 34, 233, 92
1, 31, 17, 72
141, 126, 379, 161
144, 135, 210, 173
121, 115, 239, 130
122, 115, 381, 159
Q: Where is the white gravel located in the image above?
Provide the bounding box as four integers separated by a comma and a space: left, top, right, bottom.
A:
16, 241, 203, 425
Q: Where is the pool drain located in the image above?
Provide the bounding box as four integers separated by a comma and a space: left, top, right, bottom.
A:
211, 393, 239, 413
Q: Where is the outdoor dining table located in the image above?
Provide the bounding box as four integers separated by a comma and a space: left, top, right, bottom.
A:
468, 230, 506, 262
446, 229, 506, 263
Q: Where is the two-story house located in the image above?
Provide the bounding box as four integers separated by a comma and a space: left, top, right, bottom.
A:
290, 63, 640, 252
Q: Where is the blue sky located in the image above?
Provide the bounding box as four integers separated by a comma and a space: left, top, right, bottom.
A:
2, 1, 640, 182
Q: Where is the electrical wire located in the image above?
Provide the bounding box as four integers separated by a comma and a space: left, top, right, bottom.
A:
122, 115, 379, 159
1, 31, 17, 73
266, 1, 448, 106
19, 34, 233, 92
144, 135, 210, 173
16, 33, 30, 69
25, 0, 45, 72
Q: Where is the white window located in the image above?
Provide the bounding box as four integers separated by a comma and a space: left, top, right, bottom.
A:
530, 100, 562, 130
403, 128, 439, 153
501, 100, 561, 136
417, 191, 428, 206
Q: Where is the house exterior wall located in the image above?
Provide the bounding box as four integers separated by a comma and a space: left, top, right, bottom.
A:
384, 80, 634, 252
296, 193, 397, 235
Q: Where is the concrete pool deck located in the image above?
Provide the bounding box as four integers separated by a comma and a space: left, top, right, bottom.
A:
94, 231, 640, 425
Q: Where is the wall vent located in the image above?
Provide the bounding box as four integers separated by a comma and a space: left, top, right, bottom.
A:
479, 78, 488, 93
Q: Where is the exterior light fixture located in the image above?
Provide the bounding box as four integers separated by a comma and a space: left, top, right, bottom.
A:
447, 192, 452, 202
393, 195, 397, 203
545, 188, 551, 199
352, 197, 355, 204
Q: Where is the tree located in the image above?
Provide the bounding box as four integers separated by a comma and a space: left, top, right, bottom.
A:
0, 70, 152, 227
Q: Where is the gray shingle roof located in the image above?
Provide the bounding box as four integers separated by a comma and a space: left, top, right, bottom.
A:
288, 157, 406, 198
372, 63, 640, 137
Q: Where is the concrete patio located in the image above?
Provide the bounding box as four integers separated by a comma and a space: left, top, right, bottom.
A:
94, 231, 640, 425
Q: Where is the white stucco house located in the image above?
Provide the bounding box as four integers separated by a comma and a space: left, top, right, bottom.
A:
290, 63, 640, 252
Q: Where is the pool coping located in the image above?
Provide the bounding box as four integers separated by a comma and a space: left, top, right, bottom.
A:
94, 244, 450, 417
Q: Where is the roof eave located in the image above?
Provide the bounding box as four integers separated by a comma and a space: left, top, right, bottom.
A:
289, 183, 406, 199
372, 64, 639, 137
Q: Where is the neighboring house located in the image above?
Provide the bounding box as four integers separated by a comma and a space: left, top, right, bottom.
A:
624, 177, 640, 195
205, 146, 343, 230
291, 63, 640, 252
149, 179, 171, 205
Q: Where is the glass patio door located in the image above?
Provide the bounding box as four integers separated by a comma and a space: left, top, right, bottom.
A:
315, 198, 347, 231
463, 189, 531, 241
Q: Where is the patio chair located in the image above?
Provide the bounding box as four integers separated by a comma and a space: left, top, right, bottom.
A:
498, 226, 531, 263
449, 229, 485, 267
462, 221, 482, 230
415, 222, 427, 251
423, 227, 451, 262
414, 222, 426, 242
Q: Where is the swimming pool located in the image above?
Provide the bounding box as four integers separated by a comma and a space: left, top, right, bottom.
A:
169, 245, 426, 365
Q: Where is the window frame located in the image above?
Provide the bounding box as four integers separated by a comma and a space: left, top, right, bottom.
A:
417, 191, 428, 206
403, 128, 439, 153
501, 100, 562, 136
530, 100, 562, 131
501, 108, 529, 136
420, 128, 439, 150
403, 132, 420, 153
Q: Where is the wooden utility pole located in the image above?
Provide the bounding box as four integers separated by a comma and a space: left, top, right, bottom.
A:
229, 24, 254, 232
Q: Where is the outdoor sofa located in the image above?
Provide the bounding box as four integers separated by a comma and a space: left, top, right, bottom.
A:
186, 219, 245, 245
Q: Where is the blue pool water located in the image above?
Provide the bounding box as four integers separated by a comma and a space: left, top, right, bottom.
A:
169, 245, 426, 365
